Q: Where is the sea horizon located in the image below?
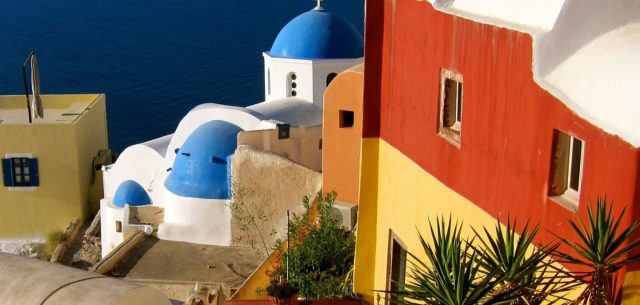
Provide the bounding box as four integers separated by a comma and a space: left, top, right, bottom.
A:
0, 0, 364, 152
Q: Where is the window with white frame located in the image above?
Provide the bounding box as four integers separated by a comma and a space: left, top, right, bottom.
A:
549, 130, 585, 205
438, 69, 463, 145
2, 157, 40, 187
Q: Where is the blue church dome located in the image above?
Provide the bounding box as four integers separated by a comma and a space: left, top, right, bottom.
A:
269, 7, 363, 60
113, 180, 151, 208
164, 120, 242, 200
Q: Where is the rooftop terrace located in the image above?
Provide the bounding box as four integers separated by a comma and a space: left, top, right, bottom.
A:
0, 94, 103, 125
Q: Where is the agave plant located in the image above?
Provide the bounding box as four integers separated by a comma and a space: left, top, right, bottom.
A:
473, 218, 575, 305
386, 217, 526, 305
554, 198, 640, 305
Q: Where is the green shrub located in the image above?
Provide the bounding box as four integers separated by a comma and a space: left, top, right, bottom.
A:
271, 192, 356, 300
45, 230, 67, 257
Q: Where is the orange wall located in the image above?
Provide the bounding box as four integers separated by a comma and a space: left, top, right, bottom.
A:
322, 65, 364, 204
362, 0, 640, 272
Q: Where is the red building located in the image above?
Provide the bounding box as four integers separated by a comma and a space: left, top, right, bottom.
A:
352, 0, 640, 303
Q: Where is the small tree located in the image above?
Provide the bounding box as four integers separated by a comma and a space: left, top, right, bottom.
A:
272, 192, 356, 300
553, 198, 640, 305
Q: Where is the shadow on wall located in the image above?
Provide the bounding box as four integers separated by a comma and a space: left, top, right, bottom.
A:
535, 0, 640, 75
229, 145, 322, 250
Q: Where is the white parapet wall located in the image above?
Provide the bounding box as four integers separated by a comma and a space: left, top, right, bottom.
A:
100, 198, 125, 258
158, 190, 231, 246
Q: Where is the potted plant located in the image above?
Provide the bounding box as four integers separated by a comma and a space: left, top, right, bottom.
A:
266, 275, 299, 305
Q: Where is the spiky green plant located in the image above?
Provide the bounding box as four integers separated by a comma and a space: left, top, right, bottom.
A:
473, 218, 575, 305
386, 217, 526, 305
554, 198, 640, 305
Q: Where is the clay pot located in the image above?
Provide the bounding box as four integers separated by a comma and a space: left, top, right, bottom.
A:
271, 293, 298, 305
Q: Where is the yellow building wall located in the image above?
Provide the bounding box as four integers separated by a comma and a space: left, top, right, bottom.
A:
354, 139, 541, 303
0, 95, 108, 238
72, 95, 109, 215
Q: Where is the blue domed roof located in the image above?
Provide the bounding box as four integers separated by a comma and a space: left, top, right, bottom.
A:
269, 8, 363, 60
113, 180, 151, 208
164, 120, 242, 200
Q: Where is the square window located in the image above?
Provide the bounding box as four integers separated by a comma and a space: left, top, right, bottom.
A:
2, 157, 39, 187
438, 69, 463, 145
339, 110, 354, 128
549, 130, 585, 208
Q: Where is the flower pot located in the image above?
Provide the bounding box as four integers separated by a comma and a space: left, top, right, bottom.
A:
271, 293, 298, 305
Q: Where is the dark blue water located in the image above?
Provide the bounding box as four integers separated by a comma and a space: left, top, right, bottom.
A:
0, 0, 364, 152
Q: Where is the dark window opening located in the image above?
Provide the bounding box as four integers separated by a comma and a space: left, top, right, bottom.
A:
443, 77, 462, 129
339, 110, 354, 128
326, 72, 338, 86
387, 233, 407, 305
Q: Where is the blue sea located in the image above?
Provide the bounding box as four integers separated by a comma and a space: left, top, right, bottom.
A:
0, 0, 364, 152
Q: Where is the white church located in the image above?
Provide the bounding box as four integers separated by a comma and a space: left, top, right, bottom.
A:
99, 2, 364, 257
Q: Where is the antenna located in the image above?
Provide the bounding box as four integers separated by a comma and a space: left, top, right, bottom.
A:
315, 0, 323, 10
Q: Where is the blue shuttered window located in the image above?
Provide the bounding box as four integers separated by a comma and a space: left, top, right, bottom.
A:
1, 157, 39, 187
1, 159, 11, 186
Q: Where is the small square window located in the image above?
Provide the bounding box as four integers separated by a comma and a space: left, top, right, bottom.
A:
549, 130, 585, 209
438, 69, 463, 145
2, 157, 39, 187
339, 110, 354, 128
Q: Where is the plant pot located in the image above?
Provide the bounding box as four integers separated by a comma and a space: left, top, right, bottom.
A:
271, 293, 298, 305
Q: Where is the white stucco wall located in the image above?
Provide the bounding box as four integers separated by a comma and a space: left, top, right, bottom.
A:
247, 98, 323, 127
431, 0, 565, 33
100, 199, 125, 258
103, 135, 170, 205
311, 58, 364, 108
158, 191, 231, 246
263, 53, 363, 108
533, 0, 640, 147
264, 55, 315, 103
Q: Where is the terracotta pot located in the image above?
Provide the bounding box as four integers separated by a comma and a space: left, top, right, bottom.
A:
271, 293, 298, 305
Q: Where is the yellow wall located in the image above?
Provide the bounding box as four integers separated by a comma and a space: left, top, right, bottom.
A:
72, 95, 109, 215
354, 139, 541, 303
0, 94, 108, 238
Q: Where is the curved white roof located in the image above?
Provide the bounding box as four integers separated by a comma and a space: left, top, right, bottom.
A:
248, 98, 323, 127
534, 0, 640, 147
430, 0, 565, 33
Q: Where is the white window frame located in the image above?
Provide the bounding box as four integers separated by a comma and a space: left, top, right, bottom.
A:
549, 131, 585, 211
564, 136, 585, 201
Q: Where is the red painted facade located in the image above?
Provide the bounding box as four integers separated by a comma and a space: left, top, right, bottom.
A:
363, 0, 640, 273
